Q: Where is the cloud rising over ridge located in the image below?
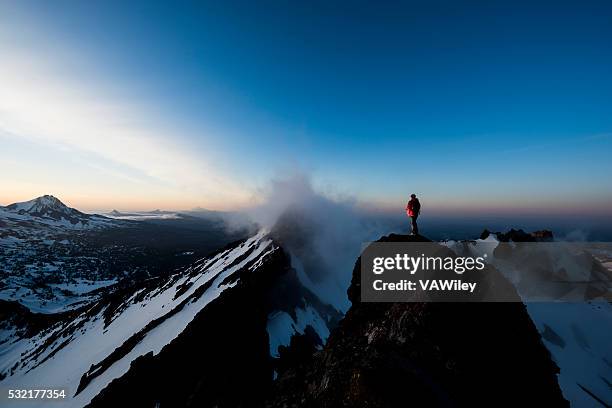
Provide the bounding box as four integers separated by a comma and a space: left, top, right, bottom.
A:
248, 172, 394, 310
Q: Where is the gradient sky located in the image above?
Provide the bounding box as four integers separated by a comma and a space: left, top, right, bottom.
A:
1, 0, 611, 213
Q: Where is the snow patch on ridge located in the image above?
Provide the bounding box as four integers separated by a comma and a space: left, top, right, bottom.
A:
267, 305, 330, 358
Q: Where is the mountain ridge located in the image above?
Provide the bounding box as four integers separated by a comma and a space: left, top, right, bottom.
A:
1, 230, 340, 408
267, 233, 569, 407
2, 198, 610, 407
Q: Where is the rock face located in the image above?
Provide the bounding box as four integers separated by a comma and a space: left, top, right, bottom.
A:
82, 234, 339, 408
267, 234, 568, 407
87, 243, 285, 407
87, 238, 339, 408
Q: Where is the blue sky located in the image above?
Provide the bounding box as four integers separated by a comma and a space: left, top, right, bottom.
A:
1, 0, 611, 213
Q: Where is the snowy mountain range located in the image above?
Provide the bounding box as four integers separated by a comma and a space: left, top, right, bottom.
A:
1, 197, 610, 407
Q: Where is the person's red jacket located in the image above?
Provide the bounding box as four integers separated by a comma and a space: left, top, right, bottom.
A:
406, 198, 420, 217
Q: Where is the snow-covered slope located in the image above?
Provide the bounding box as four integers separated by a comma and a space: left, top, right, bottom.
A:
0, 230, 338, 407
445, 232, 612, 407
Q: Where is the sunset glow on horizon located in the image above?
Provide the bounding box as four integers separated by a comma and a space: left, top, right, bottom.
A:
1, 1, 611, 217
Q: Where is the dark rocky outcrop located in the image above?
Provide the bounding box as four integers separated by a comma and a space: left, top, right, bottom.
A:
267, 234, 568, 407
0, 300, 72, 340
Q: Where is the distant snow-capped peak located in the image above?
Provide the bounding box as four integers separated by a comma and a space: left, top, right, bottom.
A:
1, 194, 117, 229
6, 194, 75, 216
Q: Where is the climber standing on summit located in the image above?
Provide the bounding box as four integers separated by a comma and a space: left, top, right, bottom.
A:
406, 194, 421, 235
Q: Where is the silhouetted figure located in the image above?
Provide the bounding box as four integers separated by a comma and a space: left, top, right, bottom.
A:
406, 194, 421, 235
